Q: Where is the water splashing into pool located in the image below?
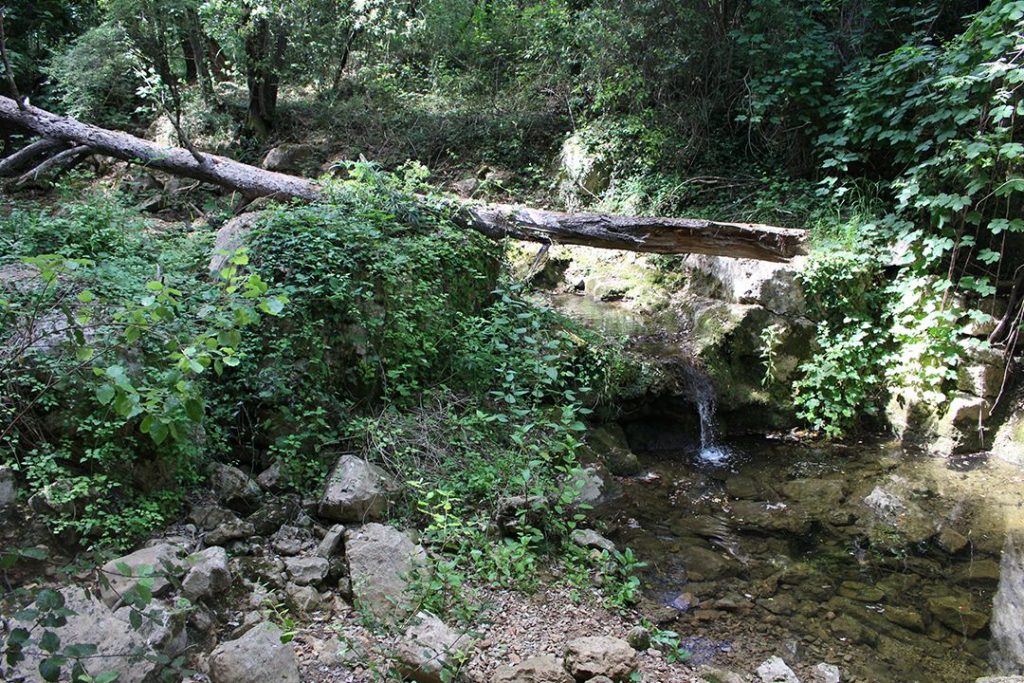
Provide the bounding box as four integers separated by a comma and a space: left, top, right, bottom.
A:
683, 364, 732, 465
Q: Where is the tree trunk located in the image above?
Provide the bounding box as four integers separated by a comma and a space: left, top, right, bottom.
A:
0, 97, 319, 201
0, 137, 67, 176
244, 18, 287, 138
182, 38, 198, 83
0, 96, 807, 262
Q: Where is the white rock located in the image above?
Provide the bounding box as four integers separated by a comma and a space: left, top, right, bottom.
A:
99, 543, 184, 607
182, 546, 232, 601
756, 656, 800, 683
345, 523, 427, 621
394, 611, 472, 683
812, 662, 841, 683
318, 455, 395, 522
209, 622, 300, 683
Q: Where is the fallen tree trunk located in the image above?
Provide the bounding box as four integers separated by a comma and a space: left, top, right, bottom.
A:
0, 137, 68, 176
0, 97, 319, 201
16, 145, 92, 185
0, 95, 807, 262
458, 203, 805, 261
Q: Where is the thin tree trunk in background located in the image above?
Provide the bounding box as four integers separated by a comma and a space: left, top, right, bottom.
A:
208, 38, 229, 82
184, 8, 215, 102
182, 38, 198, 82
331, 27, 361, 94
244, 18, 287, 138
0, 96, 808, 262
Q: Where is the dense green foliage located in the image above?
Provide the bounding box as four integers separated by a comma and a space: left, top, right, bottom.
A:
1, 169, 649, 625
3, 0, 1023, 556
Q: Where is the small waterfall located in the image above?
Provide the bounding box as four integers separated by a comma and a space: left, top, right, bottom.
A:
681, 364, 731, 464
992, 529, 1024, 673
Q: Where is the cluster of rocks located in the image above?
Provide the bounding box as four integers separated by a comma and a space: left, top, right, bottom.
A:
493, 635, 638, 682
7, 448, 641, 683
8, 454, 467, 683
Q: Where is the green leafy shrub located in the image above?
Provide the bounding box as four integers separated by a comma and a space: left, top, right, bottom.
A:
45, 23, 143, 127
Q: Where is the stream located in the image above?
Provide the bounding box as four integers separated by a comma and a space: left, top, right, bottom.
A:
594, 434, 1024, 681
546, 292, 1024, 682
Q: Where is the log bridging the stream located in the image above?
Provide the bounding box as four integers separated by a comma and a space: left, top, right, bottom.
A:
0, 95, 807, 262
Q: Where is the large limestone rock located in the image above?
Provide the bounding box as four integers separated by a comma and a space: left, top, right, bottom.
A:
113, 599, 188, 659
567, 465, 605, 505
209, 212, 263, 274
284, 556, 329, 586
563, 636, 637, 682
493, 655, 574, 683
211, 462, 263, 513
209, 622, 300, 683
393, 611, 472, 683
570, 528, 616, 553
316, 523, 346, 558
558, 132, 610, 209
181, 546, 232, 601
927, 595, 989, 636
206, 517, 256, 546
493, 655, 577, 683
992, 530, 1024, 672
345, 523, 427, 621
812, 662, 841, 683
683, 254, 808, 317
586, 424, 641, 476
262, 143, 317, 173
99, 543, 185, 607
318, 455, 396, 522
756, 656, 799, 683
12, 588, 169, 683
862, 478, 936, 545
992, 402, 1024, 467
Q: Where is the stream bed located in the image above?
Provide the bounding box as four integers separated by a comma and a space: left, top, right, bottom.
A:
593, 436, 1024, 682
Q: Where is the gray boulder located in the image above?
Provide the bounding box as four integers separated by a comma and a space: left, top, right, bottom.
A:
563, 636, 637, 682
181, 546, 232, 602
394, 611, 472, 683
99, 543, 184, 607
318, 455, 395, 522
492, 655, 574, 683
262, 143, 317, 173
211, 463, 262, 513
756, 656, 800, 683
249, 495, 302, 536
286, 583, 322, 613
208, 212, 262, 275
13, 588, 164, 683
256, 460, 283, 491
586, 424, 641, 476
570, 529, 616, 554
207, 518, 255, 546
992, 530, 1024, 672
316, 523, 346, 558
345, 523, 427, 621
811, 662, 841, 683
271, 524, 314, 556
567, 466, 605, 505
625, 625, 651, 651
862, 478, 936, 545
189, 503, 239, 531
209, 622, 300, 683
284, 556, 329, 586
558, 131, 610, 209
113, 599, 188, 659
